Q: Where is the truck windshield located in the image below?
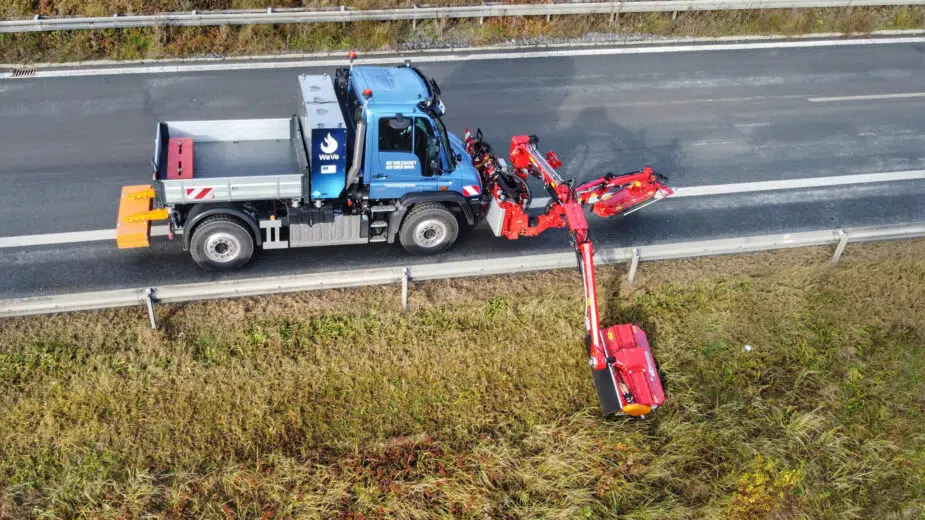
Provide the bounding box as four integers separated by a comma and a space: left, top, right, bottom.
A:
432, 115, 457, 171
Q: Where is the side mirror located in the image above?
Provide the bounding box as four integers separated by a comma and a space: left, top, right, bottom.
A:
427, 137, 444, 175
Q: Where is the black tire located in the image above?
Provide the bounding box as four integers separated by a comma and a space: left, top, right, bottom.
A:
398, 202, 459, 255
189, 216, 255, 271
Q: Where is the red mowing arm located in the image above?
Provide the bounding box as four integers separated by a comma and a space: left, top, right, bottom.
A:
507, 137, 609, 371
577, 168, 674, 218
464, 130, 670, 417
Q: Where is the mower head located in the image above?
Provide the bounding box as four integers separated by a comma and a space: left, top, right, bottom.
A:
591, 324, 665, 417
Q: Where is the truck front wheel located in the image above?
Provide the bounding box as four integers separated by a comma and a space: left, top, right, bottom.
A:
189, 216, 255, 271
399, 203, 459, 255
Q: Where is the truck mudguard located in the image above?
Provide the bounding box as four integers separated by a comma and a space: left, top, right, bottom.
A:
388, 191, 476, 243
182, 204, 262, 250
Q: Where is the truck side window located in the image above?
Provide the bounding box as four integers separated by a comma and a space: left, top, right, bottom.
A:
379, 117, 412, 152
414, 117, 439, 177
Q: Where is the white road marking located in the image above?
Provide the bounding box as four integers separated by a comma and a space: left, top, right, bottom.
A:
671, 170, 925, 197
495, 94, 806, 113
0, 226, 168, 248
2, 169, 924, 249
808, 92, 925, 103
528, 170, 925, 208
0, 229, 115, 247
4, 36, 925, 79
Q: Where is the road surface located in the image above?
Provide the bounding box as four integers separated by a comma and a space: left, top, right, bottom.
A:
1, 38, 924, 298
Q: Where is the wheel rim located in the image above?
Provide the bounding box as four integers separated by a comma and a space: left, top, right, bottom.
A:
414, 219, 447, 248
205, 232, 241, 263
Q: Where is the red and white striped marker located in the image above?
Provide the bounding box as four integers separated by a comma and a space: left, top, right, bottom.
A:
186, 187, 214, 200
462, 184, 480, 197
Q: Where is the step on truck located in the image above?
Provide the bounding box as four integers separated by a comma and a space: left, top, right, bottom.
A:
117, 54, 676, 418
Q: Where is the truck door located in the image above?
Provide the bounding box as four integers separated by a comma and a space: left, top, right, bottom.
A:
369, 115, 443, 199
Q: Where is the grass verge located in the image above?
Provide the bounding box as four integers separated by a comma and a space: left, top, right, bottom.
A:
1, 240, 923, 518
1, 6, 925, 64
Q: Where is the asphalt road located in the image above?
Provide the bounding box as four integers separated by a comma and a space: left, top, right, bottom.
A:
2, 40, 925, 298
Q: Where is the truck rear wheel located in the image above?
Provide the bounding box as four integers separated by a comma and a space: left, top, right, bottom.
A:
189, 216, 255, 271
399, 202, 459, 255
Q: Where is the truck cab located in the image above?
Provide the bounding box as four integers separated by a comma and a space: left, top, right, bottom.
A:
337, 65, 480, 202
117, 62, 485, 271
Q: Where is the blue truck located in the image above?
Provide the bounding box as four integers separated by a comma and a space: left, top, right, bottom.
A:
117, 59, 485, 270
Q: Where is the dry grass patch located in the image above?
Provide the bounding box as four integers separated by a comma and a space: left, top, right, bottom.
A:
1, 240, 924, 517
2, 6, 924, 64
1, 0, 494, 19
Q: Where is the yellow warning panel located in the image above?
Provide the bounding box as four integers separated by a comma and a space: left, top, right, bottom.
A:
116, 185, 154, 249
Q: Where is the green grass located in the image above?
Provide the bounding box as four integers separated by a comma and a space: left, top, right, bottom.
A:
0, 241, 924, 518
1, 6, 924, 64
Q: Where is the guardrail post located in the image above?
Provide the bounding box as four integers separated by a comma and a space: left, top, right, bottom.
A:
413, 5, 418, 29
401, 267, 409, 312
831, 229, 848, 264
627, 248, 640, 285
341, 6, 346, 28
144, 288, 157, 329
672, 10, 678, 21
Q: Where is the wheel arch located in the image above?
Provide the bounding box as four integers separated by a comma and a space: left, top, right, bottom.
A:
182, 204, 261, 250
388, 191, 475, 244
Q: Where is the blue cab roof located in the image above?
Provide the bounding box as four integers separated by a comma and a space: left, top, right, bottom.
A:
349, 66, 430, 108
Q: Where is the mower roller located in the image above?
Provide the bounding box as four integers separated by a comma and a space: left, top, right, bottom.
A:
464, 130, 673, 417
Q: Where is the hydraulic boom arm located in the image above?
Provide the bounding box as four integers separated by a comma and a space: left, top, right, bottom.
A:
464, 130, 672, 416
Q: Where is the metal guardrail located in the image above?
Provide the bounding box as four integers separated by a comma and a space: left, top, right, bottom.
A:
3, 0, 925, 33
2, 222, 923, 326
